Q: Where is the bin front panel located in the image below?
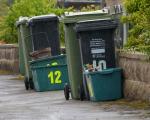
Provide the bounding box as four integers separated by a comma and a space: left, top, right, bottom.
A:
32, 65, 69, 92
30, 20, 60, 56
78, 29, 116, 68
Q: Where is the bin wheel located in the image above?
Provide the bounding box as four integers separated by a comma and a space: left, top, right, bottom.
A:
29, 78, 34, 90
24, 77, 29, 90
78, 84, 84, 101
64, 83, 70, 100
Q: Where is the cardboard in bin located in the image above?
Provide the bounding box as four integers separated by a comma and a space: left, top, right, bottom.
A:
84, 68, 123, 101
31, 64, 69, 92
29, 47, 51, 60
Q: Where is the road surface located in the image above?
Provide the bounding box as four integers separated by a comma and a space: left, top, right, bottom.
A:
0, 75, 149, 120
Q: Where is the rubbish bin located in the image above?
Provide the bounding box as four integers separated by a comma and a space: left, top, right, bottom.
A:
75, 19, 118, 100
16, 17, 34, 90
31, 64, 69, 92
28, 14, 60, 56
63, 11, 110, 99
75, 19, 118, 69
17, 24, 25, 75
84, 68, 123, 101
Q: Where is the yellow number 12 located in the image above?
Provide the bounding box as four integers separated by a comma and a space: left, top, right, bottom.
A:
48, 71, 62, 84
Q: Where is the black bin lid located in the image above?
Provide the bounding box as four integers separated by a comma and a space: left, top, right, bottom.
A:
28, 14, 58, 23
75, 19, 118, 32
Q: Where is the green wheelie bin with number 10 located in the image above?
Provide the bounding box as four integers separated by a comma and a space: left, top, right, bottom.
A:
63, 11, 110, 99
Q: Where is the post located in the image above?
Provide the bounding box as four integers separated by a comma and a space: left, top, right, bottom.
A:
123, 8, 128, 45
101, 0, 106, 8
7, 0, 13, 6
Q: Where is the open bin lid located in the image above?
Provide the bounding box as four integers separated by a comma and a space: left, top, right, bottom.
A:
75, 18, 118, 68
28, 14, 58, 24
75, 19, 118, 32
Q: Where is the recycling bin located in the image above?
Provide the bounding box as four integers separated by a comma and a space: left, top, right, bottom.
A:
63, 11, 110, 99
84, 68, 123, 101
16, 17, 34, 90
31, 64, 69, 92
17, 23, 25, 75
28, 14, 60, 56
75, 19, 118, 69
75, 19, 118, 100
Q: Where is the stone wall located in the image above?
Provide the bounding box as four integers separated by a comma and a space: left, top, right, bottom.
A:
0, 44, 19, 74
118, 52, 150, 102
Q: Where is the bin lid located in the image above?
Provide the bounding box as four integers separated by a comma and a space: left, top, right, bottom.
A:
75, 18, 118, 32
28, 14, 58, 23
84, 68, 122, 75
63, 10, 110, 24
30, 64, 67, 70
29, 54, 66, 65
16, 17, 29, 27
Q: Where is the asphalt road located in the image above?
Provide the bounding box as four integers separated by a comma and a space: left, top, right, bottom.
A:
0, 75, 149, 120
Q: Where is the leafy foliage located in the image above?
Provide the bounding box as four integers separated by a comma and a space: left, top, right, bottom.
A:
0, 0, 100, 44
123, 0, 150, 54
0, 0, 9, 16
0, 0, 72, 43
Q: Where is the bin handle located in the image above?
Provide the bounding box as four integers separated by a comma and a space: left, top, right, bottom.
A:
47, 62, 58, 67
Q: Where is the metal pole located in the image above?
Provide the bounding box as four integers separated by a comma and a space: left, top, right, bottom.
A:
123, 7, 128, 45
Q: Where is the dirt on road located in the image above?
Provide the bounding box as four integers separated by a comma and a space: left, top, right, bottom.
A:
0, 75, 149, 120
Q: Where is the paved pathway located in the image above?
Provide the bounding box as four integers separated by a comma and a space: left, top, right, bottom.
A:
0, 75, 149, 120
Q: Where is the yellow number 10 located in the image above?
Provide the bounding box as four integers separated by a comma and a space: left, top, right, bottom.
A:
48, 71, 62, 84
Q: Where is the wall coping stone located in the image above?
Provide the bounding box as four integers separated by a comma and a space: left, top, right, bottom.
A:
0, 44, 18, 48
118, 51, 150, 61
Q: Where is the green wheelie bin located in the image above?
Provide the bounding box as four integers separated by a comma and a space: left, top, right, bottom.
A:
16, 17, 34, 90
75, 19, 119, 101
17, 23, 25, 76
63, 11, 110, 100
